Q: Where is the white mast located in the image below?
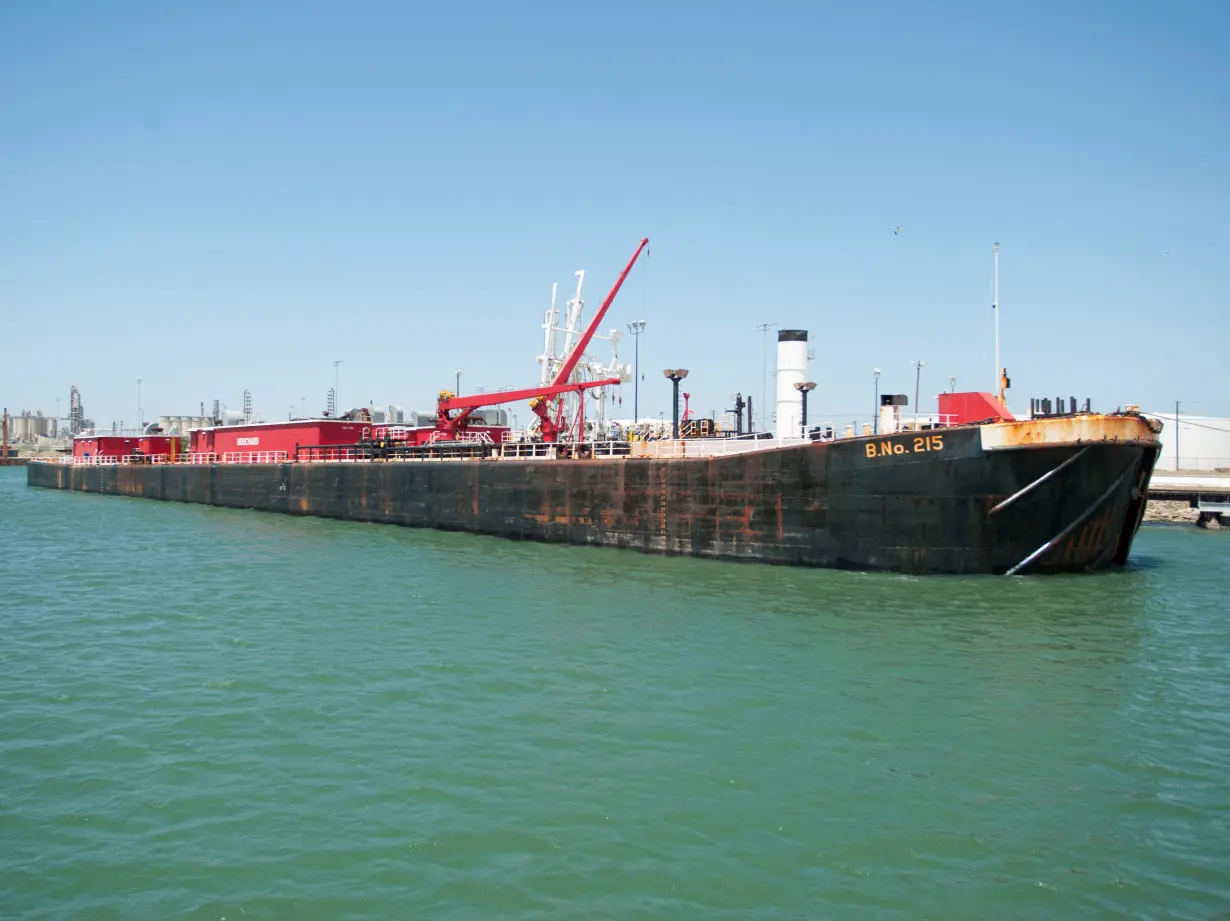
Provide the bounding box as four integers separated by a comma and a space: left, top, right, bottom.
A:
538, 283, 559, 386
993, 241, 1000, 403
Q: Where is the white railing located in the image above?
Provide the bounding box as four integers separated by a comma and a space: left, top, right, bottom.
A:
424, 429, 497, 446
71, 455, 120, 466
221, 451, 288, 464
373, 425, 415, 443
624, 436, 810, 460
121, 454, 169, 465
495, 441, 557, 460
873, 413, 960, 436
183, 452, 219, 464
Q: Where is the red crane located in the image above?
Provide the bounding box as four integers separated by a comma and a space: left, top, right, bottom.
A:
435, 238, 649, 442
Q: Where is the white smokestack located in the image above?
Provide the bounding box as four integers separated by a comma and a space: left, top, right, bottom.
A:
775, 329, 808, 437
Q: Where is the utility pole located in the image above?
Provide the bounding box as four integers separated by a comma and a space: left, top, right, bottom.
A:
993, 241, 1001, 403
755, 323, 776, 431
627, 320, 646, 423
913, 360, 926, 428
1175, 400, 1180, 471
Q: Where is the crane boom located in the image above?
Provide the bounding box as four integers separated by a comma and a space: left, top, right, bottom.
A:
433, 237, 647, 443
438, 377, 621, 413
550, 237, 648, 387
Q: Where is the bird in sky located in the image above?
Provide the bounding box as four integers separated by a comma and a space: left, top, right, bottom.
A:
894, 225, 902, 235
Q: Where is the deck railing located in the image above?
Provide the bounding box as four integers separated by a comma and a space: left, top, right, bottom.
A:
220, 451, 289, 465
120, 454, 169, 465
60, 421, 985, 468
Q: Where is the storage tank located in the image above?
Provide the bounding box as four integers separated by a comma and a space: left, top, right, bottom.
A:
775, 330, 809, 438
388, 404, 404, 424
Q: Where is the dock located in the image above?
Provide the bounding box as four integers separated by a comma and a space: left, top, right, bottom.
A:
1147, 471, 1230, 526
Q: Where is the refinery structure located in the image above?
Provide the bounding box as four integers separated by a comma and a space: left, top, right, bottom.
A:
2, 386, 91, 449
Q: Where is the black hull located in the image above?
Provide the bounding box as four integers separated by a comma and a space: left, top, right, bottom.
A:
27, 426, 1159, 575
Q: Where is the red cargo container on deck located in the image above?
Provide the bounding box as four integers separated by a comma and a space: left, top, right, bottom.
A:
139, 435, 176, 457
191, 419, 373, 460
73, 434, 179, 460
73, 435, 138, 460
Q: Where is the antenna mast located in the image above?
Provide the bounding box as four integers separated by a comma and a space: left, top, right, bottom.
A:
993, 242, 1001, 403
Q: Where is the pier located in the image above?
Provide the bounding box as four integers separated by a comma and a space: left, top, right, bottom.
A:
1147, 471, 1230, 527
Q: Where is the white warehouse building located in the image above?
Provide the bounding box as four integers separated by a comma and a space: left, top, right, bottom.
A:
1147, 412, 1230, 472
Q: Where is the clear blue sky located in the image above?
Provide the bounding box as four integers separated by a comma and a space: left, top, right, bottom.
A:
2, 0, 1227, 429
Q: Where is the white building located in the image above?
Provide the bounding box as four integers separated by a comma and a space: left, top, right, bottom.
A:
1147, 412, 1230, 472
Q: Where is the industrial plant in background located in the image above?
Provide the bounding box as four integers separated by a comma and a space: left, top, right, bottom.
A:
1, 384, 95, 447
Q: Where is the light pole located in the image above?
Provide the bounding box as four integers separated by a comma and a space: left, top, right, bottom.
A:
627, 320, 646, 422
664, 369, 689, 439
455, 369, 465, 396
794, 381, 816, 438
755, 323, 776, 431
872, 368, 881, 435
1175, 400, 1181, 470
332, 360, 342, 413
912, 360, 926, 428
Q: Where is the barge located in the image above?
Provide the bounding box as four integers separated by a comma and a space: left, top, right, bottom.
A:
27, 239, 1163, 575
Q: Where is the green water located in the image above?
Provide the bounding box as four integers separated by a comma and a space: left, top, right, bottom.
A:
2, 468, 1228, 920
